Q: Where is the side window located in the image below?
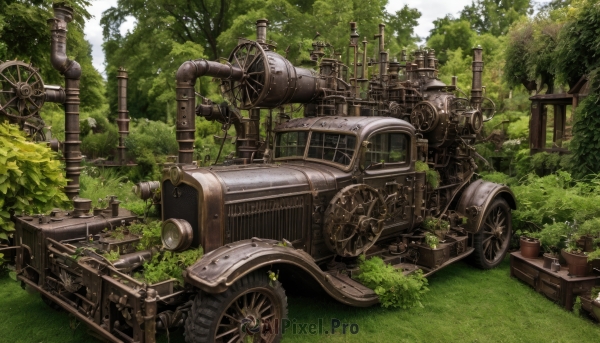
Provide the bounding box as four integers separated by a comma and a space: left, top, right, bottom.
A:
365, 132, 409, 168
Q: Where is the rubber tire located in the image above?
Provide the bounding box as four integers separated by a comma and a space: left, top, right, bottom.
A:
470, 198, 512, 270
184, 270, 288, 343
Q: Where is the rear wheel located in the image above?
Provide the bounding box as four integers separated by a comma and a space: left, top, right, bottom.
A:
470, 198, 512, 269
185, 270, 287, 343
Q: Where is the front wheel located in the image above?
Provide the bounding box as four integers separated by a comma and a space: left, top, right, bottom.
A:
470, 198, 512, 269
185, 270, 288, 343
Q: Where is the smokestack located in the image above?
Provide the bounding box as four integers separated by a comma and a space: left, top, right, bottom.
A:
256, 19, 268, 44
48, 3, 82, 199
471, 46, 483, 110
378, 24, 387, 79
116, 67, 129, 165
175, 60, 244, 164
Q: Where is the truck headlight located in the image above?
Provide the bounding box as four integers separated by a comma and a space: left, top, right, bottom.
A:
161, 218, 193, 251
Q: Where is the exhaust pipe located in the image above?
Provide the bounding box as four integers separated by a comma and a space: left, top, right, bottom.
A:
470, 46, 483, 110
116, 67, 129, 165
48, 3, 82, 199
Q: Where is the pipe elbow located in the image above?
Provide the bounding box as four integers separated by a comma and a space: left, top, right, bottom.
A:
176, 60, 207, 86
64, 60, 81, 80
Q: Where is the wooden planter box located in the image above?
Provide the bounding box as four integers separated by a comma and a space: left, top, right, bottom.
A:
445, 235, 468, 257
416, 243, 450, 269
510, 251, 600, 311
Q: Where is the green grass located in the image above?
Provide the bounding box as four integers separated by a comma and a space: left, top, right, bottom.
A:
0, 258, 598, 343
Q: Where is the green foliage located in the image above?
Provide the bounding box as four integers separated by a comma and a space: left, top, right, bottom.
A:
553, 0, 600, 88
569, 76, 600, 178
355, 255, 429, 309
427, 20, 476, 65
415, 161, 440, 189
128, 221, 162, 251
0, 253, 4, 266
79, 166, 146, 215
0, 122, 69, 241
460, 0, 532, 36
532, 220, 568, 253
103, 249, 121, 262
424, 233, 440, 249
81, 111, 119, 160
503, 15, 564, 93
141, 248, 204, 285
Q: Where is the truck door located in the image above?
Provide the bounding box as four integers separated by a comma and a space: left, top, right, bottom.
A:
361, 130, 415, 237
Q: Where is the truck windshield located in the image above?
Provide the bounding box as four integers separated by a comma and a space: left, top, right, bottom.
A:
275, 131, 308, 158
275, 131, 357, 166
307, 132, 356, 166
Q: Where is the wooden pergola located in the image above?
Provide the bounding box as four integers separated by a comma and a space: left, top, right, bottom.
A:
528, 76, 589, 154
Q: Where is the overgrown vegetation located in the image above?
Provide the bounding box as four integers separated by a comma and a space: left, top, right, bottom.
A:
415, 161, 440, 189
139, 248, 204, 285
355, 255, 429, 309
0, 122, 69, 241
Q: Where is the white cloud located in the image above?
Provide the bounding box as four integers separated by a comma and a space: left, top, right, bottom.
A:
84, 0, 135, 78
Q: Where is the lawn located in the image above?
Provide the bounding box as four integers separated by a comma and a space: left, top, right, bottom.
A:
0, 257, 598, 343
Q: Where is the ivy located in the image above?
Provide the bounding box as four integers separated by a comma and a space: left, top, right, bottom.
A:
415, 161, 440, 189
0, 122, 69, 242
355, 255, 429, 309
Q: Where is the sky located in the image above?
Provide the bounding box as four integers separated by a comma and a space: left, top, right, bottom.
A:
83, 0, 547, 78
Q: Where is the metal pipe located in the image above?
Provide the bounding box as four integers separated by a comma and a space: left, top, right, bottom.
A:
175, 60, 244, 164
116, 67, 129, 165
256, 19, 268, 44
470, 46, 484, 110
378, 24, 387, 79
350, 22, 359, 98
48, 3, 82, 199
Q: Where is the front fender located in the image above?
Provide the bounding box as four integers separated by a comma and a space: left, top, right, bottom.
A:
183, 238, 379, 307
455, 179, 516, 233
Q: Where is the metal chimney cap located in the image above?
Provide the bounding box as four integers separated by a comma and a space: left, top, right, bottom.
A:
53, 3, 74, 23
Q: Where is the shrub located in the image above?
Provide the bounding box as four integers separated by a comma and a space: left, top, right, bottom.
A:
125, 120, 178, 158
81, 111, 119, 160
355, 255, 429, 309
140, 248, 204, 285
0, 122, 69, 241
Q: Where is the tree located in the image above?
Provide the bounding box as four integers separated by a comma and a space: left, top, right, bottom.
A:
460, 0, 532, 36
504, 15, 564, 93
553, 0, 600, 177
0, 0, 106, 110
102, 0, 421, 120
427, 20, 476, 65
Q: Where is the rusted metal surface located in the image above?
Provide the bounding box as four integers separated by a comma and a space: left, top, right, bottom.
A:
116, 67, 129, 165
48, 3, 82, 199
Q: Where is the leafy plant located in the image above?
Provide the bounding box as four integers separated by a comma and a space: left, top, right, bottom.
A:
128, 221, 162, 251
103, 249, 121, 262
425, 233, 439, 249
415, 161, 440, 189
141, 248, 204, 285
355, 255, 429, 309
0, 122, 69, 241
532, 220, 568, 254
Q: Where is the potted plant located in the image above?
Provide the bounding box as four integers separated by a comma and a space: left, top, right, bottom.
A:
532, 221, 567, 268
592, 290, 600, 322
520, 236, 541, 259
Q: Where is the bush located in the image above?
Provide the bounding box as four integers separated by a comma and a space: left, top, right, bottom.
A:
81, 111, 119, 160
126, 120, 178, 158
0, 122, 69, 241
355, 255, 429, 309
140, 248, 204, 285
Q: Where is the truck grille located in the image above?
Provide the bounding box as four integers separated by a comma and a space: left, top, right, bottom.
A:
162, 181, 200, 247
226, 195, 306, 243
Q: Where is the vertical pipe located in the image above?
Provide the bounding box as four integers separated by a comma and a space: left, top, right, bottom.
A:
256, 19, 268, 44
48, 4, 82, 199
471, 46, 484, 110
361, 37, 368, 82
144, 289, 157, 343
378, 24, 387, 80
116, 67, 129, 165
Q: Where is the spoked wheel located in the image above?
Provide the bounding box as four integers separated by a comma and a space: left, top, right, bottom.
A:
0, 61, 45, 120
410, 102, 439, 133
221, 41, 269, 110
470, 198, 512, 269
324, 184, 387, 257
185, 271, 287, 343
481, 97, 496, 122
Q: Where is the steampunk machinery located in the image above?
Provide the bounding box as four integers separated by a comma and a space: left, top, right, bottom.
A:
12, 5, 517, 343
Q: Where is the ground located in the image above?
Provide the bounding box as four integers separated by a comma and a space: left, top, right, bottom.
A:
0, 257, 597, 343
